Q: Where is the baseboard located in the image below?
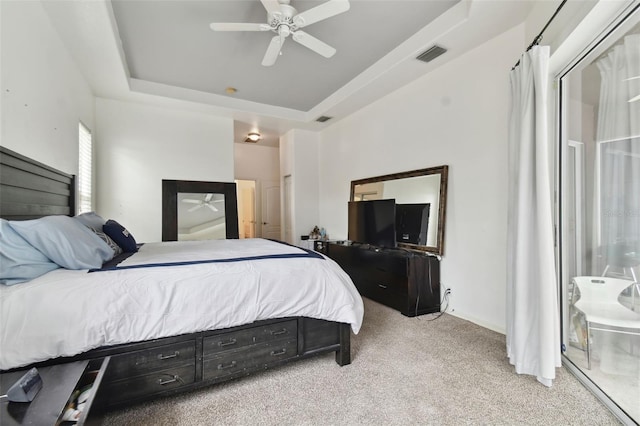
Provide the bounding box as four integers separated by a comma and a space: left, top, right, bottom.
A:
447, 310, 506, 335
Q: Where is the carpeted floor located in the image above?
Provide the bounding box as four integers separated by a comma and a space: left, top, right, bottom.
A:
102, 299, 621, 425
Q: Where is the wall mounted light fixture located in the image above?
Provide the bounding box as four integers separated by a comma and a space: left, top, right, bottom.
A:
245, 132, 261, 143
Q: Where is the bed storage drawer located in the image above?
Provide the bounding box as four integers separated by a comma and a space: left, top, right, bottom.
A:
99, 341, 196, 407
104, 341, 195, 381
203, 339, 297, 381
101, 364, 196, 404
203, 319, 297, 356
202, 319, 298, 381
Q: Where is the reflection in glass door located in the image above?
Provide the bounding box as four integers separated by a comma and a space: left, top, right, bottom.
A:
560, 10, 639, 423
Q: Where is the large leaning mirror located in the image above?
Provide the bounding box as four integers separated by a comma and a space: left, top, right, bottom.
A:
350, 165, 448, 256
162, 180, 239, 242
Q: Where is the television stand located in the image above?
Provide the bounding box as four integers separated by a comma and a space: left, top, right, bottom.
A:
324, 242, 440, 316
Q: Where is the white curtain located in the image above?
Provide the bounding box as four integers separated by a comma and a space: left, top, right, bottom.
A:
595, 34, 640, 269
506, 46, 561, 387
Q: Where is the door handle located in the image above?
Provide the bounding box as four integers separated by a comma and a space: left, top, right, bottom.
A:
262, 222, 268, 225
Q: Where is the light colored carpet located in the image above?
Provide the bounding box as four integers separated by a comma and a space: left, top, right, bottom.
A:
102, 299, 621, 425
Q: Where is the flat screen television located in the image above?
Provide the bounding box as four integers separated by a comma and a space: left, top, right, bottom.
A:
395, 203, 430, 245
348, 199, 396, 248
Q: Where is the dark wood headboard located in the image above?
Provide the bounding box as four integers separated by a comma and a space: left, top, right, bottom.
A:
0, 146, 76, 220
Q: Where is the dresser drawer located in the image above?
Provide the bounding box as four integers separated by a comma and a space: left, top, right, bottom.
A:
365, 269, 409, 294
104, 341, 195, 381
102, 365, 195, 405
361, 250, 408, 276
203, 339, 297, 381
203, 320, 297, 356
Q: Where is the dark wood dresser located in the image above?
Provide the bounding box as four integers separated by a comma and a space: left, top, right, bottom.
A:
324, 242, 440, 316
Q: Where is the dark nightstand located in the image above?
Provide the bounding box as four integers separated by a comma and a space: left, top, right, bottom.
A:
1, 357, 110, 426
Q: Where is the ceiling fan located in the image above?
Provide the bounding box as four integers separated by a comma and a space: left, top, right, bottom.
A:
182, 194, 224, 213
210, 0, 350, 66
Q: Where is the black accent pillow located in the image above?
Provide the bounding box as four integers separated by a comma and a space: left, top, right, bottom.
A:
103, 219, 138, 253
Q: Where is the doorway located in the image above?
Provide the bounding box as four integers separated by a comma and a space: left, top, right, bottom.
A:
236, 179, 256, 239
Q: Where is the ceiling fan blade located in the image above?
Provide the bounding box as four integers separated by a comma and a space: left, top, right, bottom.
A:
188, 204, 204, 213
210, 23, 270, 32
204, 193, 213, 202
292, 31, 336, 58
182, 199, 201, 204
260, 0, 281, 16
206, 204, 219, 212
293, 0, 350, 28
262, 35, 284, 66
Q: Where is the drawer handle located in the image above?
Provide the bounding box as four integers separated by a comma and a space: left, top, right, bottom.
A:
218, 338, 237, 347
378, 284, 388, 289
270, 328, 288, 336
270, 348, 287, 356
217, 361, 237, 370
157, 375, 182, 386
157, 351, 179, 360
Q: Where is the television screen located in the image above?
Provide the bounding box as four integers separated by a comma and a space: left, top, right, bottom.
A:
395, 203, 430, 245
348, 199, 396, 248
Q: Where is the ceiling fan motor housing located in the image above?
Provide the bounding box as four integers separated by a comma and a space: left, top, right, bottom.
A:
268, 4, 299, 34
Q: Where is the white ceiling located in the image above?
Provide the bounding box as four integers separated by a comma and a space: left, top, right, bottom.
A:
41, 0, 536, 147
111, 0, 459, 112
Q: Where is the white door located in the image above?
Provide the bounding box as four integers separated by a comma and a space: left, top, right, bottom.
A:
261, 180, 281, 240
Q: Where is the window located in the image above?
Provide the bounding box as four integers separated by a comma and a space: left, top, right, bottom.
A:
78, 122, 92, 214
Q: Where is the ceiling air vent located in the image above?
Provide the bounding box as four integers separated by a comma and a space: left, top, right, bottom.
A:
316, 116, 332, 123
416, 45, 447, 63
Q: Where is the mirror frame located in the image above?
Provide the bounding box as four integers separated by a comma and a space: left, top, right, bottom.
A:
162, 179, 239, 241
350, 165, 448, 256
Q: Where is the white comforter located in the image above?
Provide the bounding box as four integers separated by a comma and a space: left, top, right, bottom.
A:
0, 238, 364, 370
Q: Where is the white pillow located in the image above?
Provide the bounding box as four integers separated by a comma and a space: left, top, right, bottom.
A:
74, 211, 106, 231
9, 215, 114, 269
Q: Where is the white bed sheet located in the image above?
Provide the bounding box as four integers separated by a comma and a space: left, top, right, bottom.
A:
0, 238, 364, 370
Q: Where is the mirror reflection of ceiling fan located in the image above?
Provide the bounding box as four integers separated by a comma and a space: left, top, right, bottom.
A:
182, 194, 224, 213
210, 0, 350, 66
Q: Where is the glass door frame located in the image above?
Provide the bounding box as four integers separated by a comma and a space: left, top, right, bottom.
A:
555, 3, 639, 424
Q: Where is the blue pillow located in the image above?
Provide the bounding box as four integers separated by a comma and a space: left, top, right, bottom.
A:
103, 219, 138, 253
9, 215, 114, 269
0, 219, 60, 285
74, 211, 106, 231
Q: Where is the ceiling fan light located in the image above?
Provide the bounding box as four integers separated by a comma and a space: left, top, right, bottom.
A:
245, 132, 261, 143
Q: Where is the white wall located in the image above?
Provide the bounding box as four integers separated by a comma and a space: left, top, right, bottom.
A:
234, 143, 279, 182
280, 129, 321, 244
319, 24, 526, 333
95, 98, 234, 243
234, 143, 280, 237
0, 0, 94, 176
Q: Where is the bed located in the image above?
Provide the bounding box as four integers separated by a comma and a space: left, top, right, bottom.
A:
0, 146, 363, 410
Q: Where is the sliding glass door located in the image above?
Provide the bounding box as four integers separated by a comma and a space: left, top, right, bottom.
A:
559, 8, 639, 423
